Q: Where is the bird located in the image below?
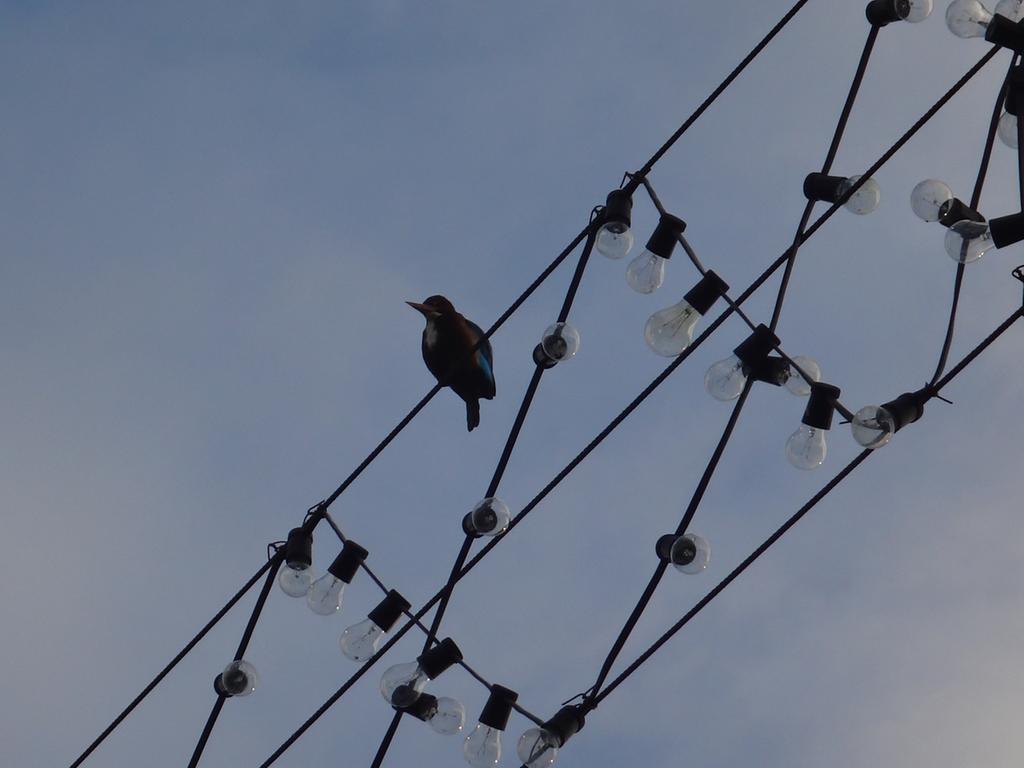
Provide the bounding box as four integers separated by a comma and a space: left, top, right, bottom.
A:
407, 295, 495, 431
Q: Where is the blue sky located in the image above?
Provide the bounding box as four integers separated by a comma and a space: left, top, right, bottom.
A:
3, 2, 1024, 767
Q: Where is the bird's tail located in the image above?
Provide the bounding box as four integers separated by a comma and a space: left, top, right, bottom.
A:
466, 398, 480, 432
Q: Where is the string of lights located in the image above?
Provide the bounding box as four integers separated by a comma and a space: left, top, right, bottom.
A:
63, 2, 1024, 767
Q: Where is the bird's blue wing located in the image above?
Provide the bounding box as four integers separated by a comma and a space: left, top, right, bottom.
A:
468, 320, 496, 399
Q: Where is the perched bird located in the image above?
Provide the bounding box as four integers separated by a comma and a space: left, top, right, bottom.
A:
407, 295, 495, 431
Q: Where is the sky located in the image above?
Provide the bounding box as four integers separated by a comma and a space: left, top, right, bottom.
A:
3, 2, 1024, 767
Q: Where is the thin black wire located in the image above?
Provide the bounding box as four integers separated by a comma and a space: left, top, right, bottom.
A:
368, 227, 597, 768
66, 554, 280, 768
186, 553, 283, 768
259, 45, 1002, 768
629, 0, 810, 183
592, 305, 1024, 707
584, 26, 879, 701
770, 25, 879, 331
929, 53, 1018, 386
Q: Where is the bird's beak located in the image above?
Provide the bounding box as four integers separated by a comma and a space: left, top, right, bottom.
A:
406, 301, 434, 317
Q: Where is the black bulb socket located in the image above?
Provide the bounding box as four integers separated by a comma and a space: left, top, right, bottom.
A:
802, 173, 847, 204
602, 189, 633, 230
542, 705, 586, 748
683, 270, 729, 316
655, 534, 696, 566
367, 589, 411, 632
326, 539, 368, 583
880, 388, 928, 433
644, 214, 687, 259
213, 673, 232, 698
734, 324, 780, 373
985, 14, 1024, 56
1005, 65, 1024, 116
938, 198, 986, 228
801, 382, 841, 430
417, 637, 463, 680
402, 692, 439, 720
865, 0, 910, 26
284, 527, 313, 570
749, 355, 791, 387
989, 212, 1024, 249
478, 684, 518, 730
532, 343, 558, 369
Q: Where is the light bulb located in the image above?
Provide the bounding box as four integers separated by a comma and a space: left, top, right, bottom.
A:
996, 0, 1024, 19
911, 179, 954, 222
341, 589, 410, 661
517, 728, 559, 767
783, 356, 821, 397
540, 323, 580, 362
785, 425, 828, 469
307, 575, 345, 615
837, 175, 881, 215
785, 382, 840, 470
380, 661, 429, 708
306, 540, 368, 615
464, 724, 502, 767
851, 405, 897, 448
430, 697, 466, 735
704, 356, 747, 401
944, 219, 993, 263
463, 497, 511, 537
464, 684, 518, 768
595, 189, 634, 259
625, 213, 686, 294
625, 250, 667, 293
946, 0, 994, 36
705, 325, 780, 401
644, 271, 729, 357
217, 659, 259, 697
904, 0, 935, 21
656, 533, 711, 574
278, 526, 314, 597
379, 638, 463, 708
998, 111, 1019, 148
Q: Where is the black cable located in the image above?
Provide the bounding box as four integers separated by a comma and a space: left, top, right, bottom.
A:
630, 0, 810, 182
369, 712, 404, 768
67, 556, 280, 768
592, 305, 1024, 708
929, 54, 1018, 386
186, 552, 283, 768
770, 25, 879, 331
259, 49, 1002, 768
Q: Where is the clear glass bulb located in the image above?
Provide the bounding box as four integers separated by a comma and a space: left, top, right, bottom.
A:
785, 425, 828, 470
380, 661, 429, 708
429, 697, 466, 735
944, 219, 994, 263
468, 497, 511, 537
946, 0, 994, 37
705, 355, 747, 401
783, 356, 821, 397
837, 175, 880, 215
307, 574, 345, 615
850, 405, 897, 448
517, 728, 559, 767
220, 659, 259, 697
541, 322, 580, 362
464, 724, 502, 767
278, 564, 313, 597
996, 0, 1024, 20
904, 0, 935, 21
670, 533, 711, 574
998, 111, 1019, 148
340, 618, 385, 661
625, 249, 667, 293
644, 300, 702, 357
910, 179, 954, 222
595, 222, 633, 260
